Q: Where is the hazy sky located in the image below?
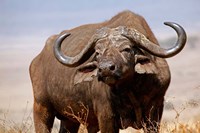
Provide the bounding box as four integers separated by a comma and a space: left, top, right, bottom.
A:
0, 0, 199, 46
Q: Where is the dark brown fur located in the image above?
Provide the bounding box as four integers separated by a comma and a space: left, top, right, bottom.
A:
30, 10, 170, 133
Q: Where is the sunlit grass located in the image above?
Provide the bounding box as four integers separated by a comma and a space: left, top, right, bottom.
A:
160, 121, 200, 133
1, 121, 199, 133
0, 102, 200, 133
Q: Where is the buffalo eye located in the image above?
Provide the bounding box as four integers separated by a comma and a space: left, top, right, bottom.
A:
121, 47, 132, 53
96, 51, 99, 56
95, 51, 100, 59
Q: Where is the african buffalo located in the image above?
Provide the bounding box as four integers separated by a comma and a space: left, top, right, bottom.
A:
29, 10, 186, 133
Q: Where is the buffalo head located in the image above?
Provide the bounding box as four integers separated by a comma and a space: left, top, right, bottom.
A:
94, 27, 141, 85
54, 22, 186, 86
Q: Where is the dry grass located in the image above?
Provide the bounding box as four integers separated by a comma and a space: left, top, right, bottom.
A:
0, 102, 33, 133
64, 102, 89, 133
1, 120, 200, 133
160, 121, 200, 133
0, 102, 200, 133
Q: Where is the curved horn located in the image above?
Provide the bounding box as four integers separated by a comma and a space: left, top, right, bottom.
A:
123, 22, 187, 58
54, 33, 98, 67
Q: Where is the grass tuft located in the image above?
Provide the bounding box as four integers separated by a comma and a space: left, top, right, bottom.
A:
0, 101, 200, 133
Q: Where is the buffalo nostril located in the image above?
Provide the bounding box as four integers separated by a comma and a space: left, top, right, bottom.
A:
99, 68, 102, 72
109, 65, 115, 71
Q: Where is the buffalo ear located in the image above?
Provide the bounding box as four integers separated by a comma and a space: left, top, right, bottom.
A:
134, 55, 158, 74
74, 61, 98, 85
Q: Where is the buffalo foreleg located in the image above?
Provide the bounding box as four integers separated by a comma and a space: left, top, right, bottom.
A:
95, 101, 119, 133
143, 99, 164, 133
59, 120, 80, 133
33, 101, 55, 133
98, 114, 119, 133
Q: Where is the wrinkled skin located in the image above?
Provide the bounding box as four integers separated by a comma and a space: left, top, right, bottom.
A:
30, 11, 172, 133
94, 34, 135, 86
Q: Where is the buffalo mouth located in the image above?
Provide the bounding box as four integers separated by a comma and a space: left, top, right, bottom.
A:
98, 73, 121, 85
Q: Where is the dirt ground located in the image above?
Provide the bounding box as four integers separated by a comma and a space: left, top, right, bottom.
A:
0, 34, 199, 132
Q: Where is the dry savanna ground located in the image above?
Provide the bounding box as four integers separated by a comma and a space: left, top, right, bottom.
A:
0, 34, 200, 132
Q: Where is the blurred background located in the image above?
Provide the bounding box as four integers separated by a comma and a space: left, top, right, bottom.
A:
0, 0, 200, 131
